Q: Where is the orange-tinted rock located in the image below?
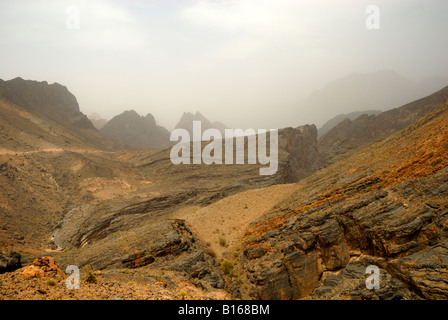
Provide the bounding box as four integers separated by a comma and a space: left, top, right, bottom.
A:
21, 256, 66, 279
30, 256, 66, 278
22, 265, 44, 278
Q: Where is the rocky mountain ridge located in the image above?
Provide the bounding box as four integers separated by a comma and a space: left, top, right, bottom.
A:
305, 70, 448, 123
0, 77, 94, 131
100, 110, 171, 149
317, 110, 381, 138
318, 85, 448, 165
175, 111, 228, 138
236, 103, 448, 299
1, 77, 448, 300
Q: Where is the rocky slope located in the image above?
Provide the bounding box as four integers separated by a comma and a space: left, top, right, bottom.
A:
233, 104, 448, 299
319, 85, 448, 165
0, 79, 324, 300
0, 78, 120, 150
2, 77, 447, 300
0, 256, 229, 300
100, 110, 171, 149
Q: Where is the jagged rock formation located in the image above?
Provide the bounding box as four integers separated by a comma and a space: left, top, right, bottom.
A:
100, 110, 171, 149
279, 125, 321, 182
237, 104, 448, 299
175, 111, 228, 138
319, 85, 448, 165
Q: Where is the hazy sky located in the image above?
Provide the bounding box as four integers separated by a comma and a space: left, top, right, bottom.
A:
1, 0, 448, 130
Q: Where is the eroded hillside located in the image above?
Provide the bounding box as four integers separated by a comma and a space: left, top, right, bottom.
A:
230, 104, 448, 299
1, 79, 448, 300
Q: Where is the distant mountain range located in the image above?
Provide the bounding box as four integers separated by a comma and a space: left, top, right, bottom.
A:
318, 84, 448, 165
97, 110, 229, 149
307, 70, 448, 127
175, 111, 228, 139
1, 75, 448, 300
317, 110, 382, 138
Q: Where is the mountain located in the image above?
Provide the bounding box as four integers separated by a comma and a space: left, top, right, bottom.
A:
99, 110, 171, 149
175, 111, 228, 139
317, 110, 381, 138
1, 76, 448, 300
0, 77, 120, 150
0, 78, 322, 301
88, 113, 108, 130
234, 102, 448, 299
305, 70, 448, 126
318, 85, 448, 165
0, 77, 94, 131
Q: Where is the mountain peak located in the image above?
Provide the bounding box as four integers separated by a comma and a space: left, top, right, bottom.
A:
100, 109, 170, 149
174, 111, 227, 136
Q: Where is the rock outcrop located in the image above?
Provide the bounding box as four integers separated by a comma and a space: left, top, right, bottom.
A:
21, 256, 66, 279
279, 124, 321, 182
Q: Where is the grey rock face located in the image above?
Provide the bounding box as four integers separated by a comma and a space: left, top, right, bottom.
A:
0, 251, 22, 273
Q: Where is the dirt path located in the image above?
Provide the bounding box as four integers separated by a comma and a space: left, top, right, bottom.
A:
0, 147, 115, 156
176, 183, 298, 258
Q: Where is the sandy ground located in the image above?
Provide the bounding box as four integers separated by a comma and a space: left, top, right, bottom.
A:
176, 183, 298, 258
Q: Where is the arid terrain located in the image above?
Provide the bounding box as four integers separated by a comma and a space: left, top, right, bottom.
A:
1, 78, 448, 300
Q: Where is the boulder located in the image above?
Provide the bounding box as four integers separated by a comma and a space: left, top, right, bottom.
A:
21, 256, 66, 278
22, 265, 45, 278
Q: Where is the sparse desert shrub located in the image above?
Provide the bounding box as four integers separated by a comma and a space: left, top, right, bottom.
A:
45, 278, 57, 286
178, 290, 187, 299
219, 237, 227, 247
246, 234, 255, 242
221, 260, 234, 275
84, 269, 98, 284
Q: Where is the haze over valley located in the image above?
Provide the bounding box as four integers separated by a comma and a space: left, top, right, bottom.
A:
1, 0, 448, 303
